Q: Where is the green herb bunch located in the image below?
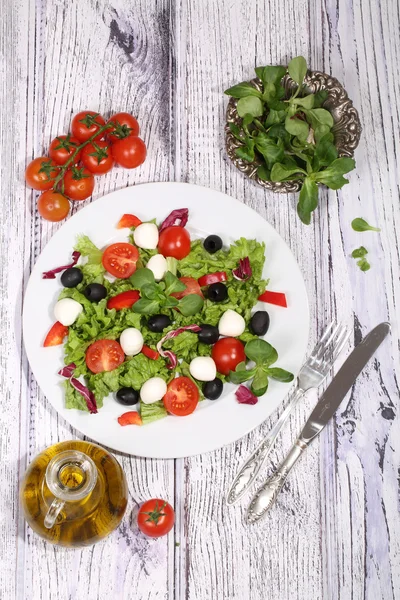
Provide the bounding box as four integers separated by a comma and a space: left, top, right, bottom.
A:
225, 56, 356, 224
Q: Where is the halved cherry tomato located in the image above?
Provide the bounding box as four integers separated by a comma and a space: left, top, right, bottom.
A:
198, 272, 227, 287
118, 411, 143, 426
258, 290, 287, 308
211, 337, 246, 376
85, 339, 125, 373
37, 191, 70, 222
63, 166, 95, 201
141, 345, 160, 360
163, 376, 199, 416
111, 136, 147, 169
107, 290, 140, 310
71, 111, 106, 142
81, 141, 114, 175
158, 226, 191, 260
102, 243, 139, 279
43, 321, 68, 347
117, 214, 142, 229
171, 277, 203, 300
137, 499, 175, 538
25, 157, 59, 191
107, 112, 140, 142
49, 135, 82, 165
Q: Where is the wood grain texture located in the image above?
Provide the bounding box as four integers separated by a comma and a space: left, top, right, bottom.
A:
1, 0, 399, 599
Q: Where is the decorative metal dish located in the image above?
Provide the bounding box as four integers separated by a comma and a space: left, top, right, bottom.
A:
225, 71, 362, 193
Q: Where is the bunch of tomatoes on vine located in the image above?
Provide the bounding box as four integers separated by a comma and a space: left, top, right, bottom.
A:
25, 111, 146, 222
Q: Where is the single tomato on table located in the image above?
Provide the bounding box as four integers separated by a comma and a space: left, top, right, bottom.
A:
111, 136, 146, 169
163, 376, 199, 416
37, 190, 70, 222
158, 226, 191, 260
102, 243, 139, 278
211, 337, 246, 376
85, 339, 125, 374
138, 499, 175, 538
25, 157, 59, 191
71, 111, 105, 142
63, 166, 95, 201
49, 134, 82, 165
107, 112, 139, 142
81, 141, 114, 175
171, 277, 203, 300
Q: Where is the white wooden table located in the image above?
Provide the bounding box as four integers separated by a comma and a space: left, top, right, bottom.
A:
1, 1, 399, 598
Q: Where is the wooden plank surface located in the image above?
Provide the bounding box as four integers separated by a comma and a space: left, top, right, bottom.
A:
1, 0, 399, 599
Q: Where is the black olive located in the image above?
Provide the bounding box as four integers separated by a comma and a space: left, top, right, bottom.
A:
203, 378, 223, 400
249, 311, 270, 336
198, 324, 219, 345
60, 267, 83, 288
148, 314, 172, 333
203, 235, 223, 254
207, 282, 228, 303
84, 283, 107, 303
116, 387, 139, 406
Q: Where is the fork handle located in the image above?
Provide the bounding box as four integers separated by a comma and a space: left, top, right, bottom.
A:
226, 387, 303, 505
246, 438, 307, 523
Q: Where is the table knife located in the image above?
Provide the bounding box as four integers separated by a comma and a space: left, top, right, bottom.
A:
246, 322, 390, 523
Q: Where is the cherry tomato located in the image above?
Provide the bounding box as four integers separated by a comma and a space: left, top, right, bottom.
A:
158, 226, 191, 260
163, 376, 199, 416
118, 411, 142, 426
107, 112, 139, 142
141, 345, 160, 360
81, 141, 114, 175
85, 339, 125, 374
138, 499, 175, 538
49, 135, 82, 165
171, 277, 203, 300
71, 111, 105, 142
25, 157, 59, 191
111, 136, 146, 169
43, 321, 68, 347
37, 191, 70, 222
211, 337, 246, 376
102, 243, 139, 279
198, 272, 228, 287
63, 166, 95, 201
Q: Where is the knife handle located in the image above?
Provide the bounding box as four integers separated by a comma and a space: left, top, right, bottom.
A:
246, 438, 307, 523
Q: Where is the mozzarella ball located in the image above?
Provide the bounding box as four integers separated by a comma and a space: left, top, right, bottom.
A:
54, 298, 83, 326
146, 254, 168, 282
189, 356, 217, 382
133, 223, 159, 250
140, 377, 168, 404
120, 328, 144, 356
218, 309, 246, 337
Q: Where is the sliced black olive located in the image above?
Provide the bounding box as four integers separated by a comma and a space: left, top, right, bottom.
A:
198, 324, 219, 345
207, 282, 228, 303
116, 387, 139, 406
249, 311, 270, 336
203, 235, 223, 254
60, 267, 83, 288
148, 314, 172, 333
203, 378, 223, 400
84, 283, 107, 303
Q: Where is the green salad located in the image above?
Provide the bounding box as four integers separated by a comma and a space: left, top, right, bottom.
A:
43, 208, 293, 426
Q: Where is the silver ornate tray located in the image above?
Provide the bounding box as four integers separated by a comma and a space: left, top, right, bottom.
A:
225, 71, 362, 193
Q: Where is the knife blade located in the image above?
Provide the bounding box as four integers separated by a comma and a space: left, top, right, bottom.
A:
246, 322, 390, 522
300, 321, 390, 443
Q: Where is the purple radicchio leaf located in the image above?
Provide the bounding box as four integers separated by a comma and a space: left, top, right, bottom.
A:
232, 257, 252, 281
58, 363, 76, 378
69, 378, 98, 414
235, 385, 258, 405
42, 251, 81, 279
159, 208, 189, 233
157, 325, 201, 369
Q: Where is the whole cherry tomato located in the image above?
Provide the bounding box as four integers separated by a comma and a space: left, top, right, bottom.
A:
211, 337, 246, 376
107, 112, 140, 142
111, 137, 146, 169
49, 134, 82, 165
25, 157, 59, 191
158, 226, 191, 260
63, 166, 95, 201
137, 499, 175, 538
81, 141, 114, 175
71, 111, 105, 142
37, 191, 70, 222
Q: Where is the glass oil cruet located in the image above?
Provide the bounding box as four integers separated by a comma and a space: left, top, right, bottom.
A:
20, 440, 128, 547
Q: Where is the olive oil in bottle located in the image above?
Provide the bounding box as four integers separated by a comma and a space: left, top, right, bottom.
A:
20, 440, 128, 547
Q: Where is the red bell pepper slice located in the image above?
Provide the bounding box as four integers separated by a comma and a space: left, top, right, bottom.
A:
198, 272, 227, 287
258, 290, 287, 308
107, 290, 140, 310
43, 321, 69, 346
141, 345, 160, 360
117, 214, 142, 229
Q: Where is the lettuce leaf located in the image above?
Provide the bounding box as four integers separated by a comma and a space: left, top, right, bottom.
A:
74, 235, 103, 264
140, 400, 168, 424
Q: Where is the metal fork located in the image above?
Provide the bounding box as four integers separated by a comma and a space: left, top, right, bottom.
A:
226, 322, 349, 505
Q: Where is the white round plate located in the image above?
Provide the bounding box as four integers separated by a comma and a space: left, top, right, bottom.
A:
23, 183, 309, 458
